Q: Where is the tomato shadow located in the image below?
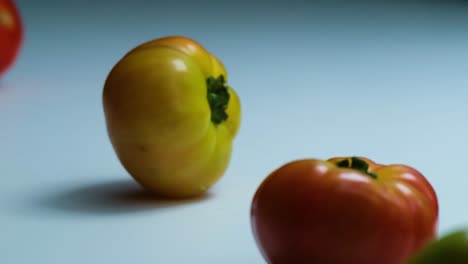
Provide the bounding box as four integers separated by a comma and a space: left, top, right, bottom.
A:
37, 179, 213, 216
0, 79, 9, 92
0, 79, 18, 96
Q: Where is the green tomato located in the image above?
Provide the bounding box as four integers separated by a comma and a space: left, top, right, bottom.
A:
407, 229, 468, 264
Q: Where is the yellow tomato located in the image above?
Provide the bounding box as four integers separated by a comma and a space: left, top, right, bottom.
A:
103, 36, 241, 198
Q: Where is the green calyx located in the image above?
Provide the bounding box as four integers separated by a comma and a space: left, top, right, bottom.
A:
335, 157, 377, 179
207, 75, 230, 125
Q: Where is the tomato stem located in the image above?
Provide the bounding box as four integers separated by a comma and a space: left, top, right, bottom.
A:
207, 75, 230, 125
335, 157, 377, 179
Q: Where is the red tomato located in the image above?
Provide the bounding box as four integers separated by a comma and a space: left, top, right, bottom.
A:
0, 0, 22, 76
250, 157, 438, 264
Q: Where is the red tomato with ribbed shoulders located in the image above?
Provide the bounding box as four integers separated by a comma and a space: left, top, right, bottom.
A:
250, 156, 439, 264
0, 0, 22, 76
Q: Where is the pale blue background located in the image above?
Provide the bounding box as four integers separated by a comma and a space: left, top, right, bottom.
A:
2, 1, 468, 263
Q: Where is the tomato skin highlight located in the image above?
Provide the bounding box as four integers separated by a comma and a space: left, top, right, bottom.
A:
103, 36, 241, 198
0, 0, 23, 76
250, 157, 438, 264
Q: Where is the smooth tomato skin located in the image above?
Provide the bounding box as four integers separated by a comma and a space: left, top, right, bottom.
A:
250, 157, 438, 264
103, 36, 240, 198
0, 0, 22, 76
407, 229, 468, 264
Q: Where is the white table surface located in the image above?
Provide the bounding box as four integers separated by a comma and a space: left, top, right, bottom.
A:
2, 1, 468, 263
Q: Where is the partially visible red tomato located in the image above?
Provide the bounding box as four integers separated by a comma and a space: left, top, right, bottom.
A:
0, 0, 22, 76
250, 157, 439, 264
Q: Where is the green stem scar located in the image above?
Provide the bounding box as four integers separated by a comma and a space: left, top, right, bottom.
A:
207, 75, 230, 125
335, 157, 377, 179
